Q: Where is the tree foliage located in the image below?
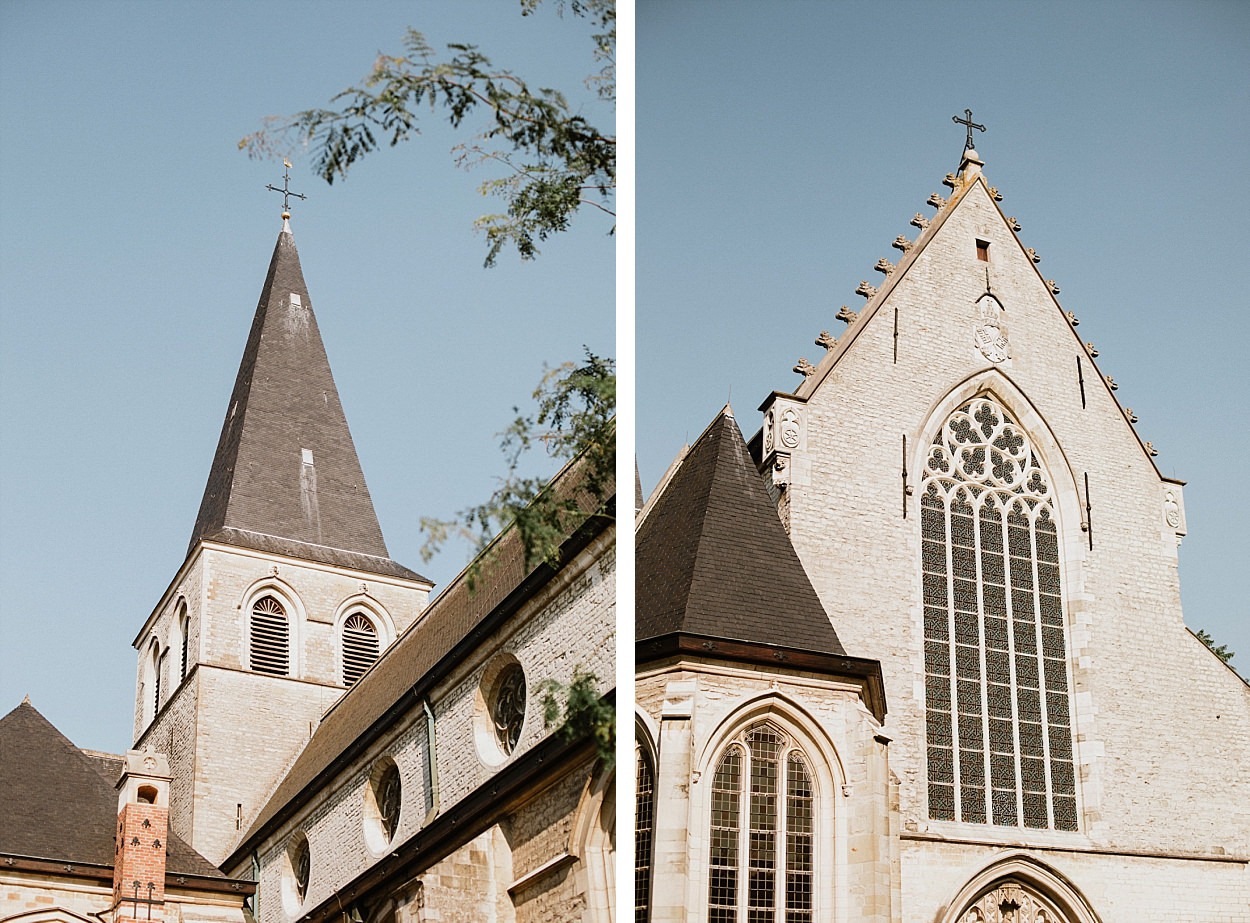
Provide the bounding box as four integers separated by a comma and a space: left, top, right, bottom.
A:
240, 0, 614, 266
419, 349, 615, 574
540, 668, 615, 769
1196, 628, 1236, 666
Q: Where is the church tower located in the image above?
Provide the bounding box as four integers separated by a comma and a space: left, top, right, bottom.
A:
130, 215, 432, 866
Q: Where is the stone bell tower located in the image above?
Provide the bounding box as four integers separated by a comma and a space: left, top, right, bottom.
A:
129, 213, 432, 865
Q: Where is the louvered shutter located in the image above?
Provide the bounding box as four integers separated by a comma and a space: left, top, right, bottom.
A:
342, 612, 379, 686
250, 596, 289, 676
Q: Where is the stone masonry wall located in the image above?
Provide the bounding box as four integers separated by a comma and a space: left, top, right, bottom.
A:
133, 542, 431, 866
0, 872, 248, 923
241, 533, 614, 923
772, 175, 1250, 916
637, 660, 894, 923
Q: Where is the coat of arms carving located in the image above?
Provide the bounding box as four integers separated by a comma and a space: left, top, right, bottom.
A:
973, 292, 1010, 363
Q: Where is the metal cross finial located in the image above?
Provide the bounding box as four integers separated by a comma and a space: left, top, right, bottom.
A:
952, 108, 986, 151
265, 159, 307, 218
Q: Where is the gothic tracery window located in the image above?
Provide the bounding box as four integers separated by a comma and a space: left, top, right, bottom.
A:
921, 396, 1078, 831
707, 722, 814, 923
491, 663, 527, 755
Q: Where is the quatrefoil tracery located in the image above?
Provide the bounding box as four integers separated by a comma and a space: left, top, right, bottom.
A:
924, 397, 1051, 511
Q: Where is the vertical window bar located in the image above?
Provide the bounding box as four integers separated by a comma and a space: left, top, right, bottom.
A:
708, 746, 741, 922
635, 747, 655, 923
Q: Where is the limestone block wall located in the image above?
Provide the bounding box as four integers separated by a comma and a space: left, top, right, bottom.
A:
187, 666, 339, 866
900, 838, 1250, 923
0, 873, 110, 920
434, 542, 615, 809
136, 669, 199, 846
764, 176, 1250, 911
636, 659, 893, 923
0, 873, 248, 923
240, 534, 614, 923
415, 830, 514, 923
196, 545, 429, 685
133, 545, 427, 743
133, 559, 206, 741
506, 757, 602, 923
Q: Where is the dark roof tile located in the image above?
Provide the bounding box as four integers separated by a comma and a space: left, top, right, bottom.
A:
636, 409, 844, 655
188, 227, 420, 581
0, 701, 223, 878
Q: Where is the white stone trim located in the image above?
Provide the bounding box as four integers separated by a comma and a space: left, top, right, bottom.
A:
691, 693, 849, 923
938, 851, 1102, 923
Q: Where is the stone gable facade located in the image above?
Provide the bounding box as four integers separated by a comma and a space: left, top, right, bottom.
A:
636, 150, 1250, 922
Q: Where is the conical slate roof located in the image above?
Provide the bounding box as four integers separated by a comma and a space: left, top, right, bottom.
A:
188, 225, 423, 581
0, 701, 223, 877
636, 408, 844, 654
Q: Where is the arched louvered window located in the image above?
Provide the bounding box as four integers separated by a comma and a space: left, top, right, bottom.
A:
156, 649, 168, 710
341, 612, 380, 686
249, 595, 290, 676
708, 722, 814, 923
921, 395, 1077, 831
178, 603, 189, 681
635, 742, 655, 923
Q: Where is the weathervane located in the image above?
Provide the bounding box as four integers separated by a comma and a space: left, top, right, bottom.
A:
266, 159, 307, 219
952, 108, 986, 152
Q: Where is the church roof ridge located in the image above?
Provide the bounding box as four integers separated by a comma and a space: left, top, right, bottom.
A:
636, 409, 845, 655
186, 224, 417, 574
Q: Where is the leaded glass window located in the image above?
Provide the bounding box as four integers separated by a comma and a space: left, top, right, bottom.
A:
921, 396, 1078, 831
635, 743, 655, 923
707, 722, 815, 922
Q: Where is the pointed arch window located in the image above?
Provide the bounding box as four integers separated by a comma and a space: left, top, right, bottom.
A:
635, 741, 655, 923
341, 611, 380, 687
249, 595, 290, 676
920, 395, 1077, 831
707, 722, 814, 923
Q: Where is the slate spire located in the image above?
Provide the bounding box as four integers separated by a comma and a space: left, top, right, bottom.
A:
636, 408, 845, 654
188, 224, 415, 578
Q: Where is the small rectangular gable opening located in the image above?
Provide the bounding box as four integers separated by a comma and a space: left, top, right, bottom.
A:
976, 239, 990, 262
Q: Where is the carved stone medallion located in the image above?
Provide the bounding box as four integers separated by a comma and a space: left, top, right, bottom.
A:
779, 408, 801, 449
973, 293, 1010, 363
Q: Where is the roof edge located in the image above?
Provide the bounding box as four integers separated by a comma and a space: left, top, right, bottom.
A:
636, 631, 887, 722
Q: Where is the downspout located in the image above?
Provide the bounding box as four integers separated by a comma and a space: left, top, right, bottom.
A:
422, 696, 440, 819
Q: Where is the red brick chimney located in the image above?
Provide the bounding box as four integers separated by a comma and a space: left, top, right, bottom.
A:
112, 748, 172, 923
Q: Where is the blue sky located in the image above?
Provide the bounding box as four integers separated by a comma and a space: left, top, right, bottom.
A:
0, 0, 614, 752
637, 1, 1249, 670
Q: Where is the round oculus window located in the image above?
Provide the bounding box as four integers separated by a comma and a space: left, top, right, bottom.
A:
491, 663, 526, 755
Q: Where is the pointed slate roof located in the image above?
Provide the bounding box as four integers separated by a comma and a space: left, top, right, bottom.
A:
636, 408, 845, 654
188, 225, 424, 581
0, 701, 223, 878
